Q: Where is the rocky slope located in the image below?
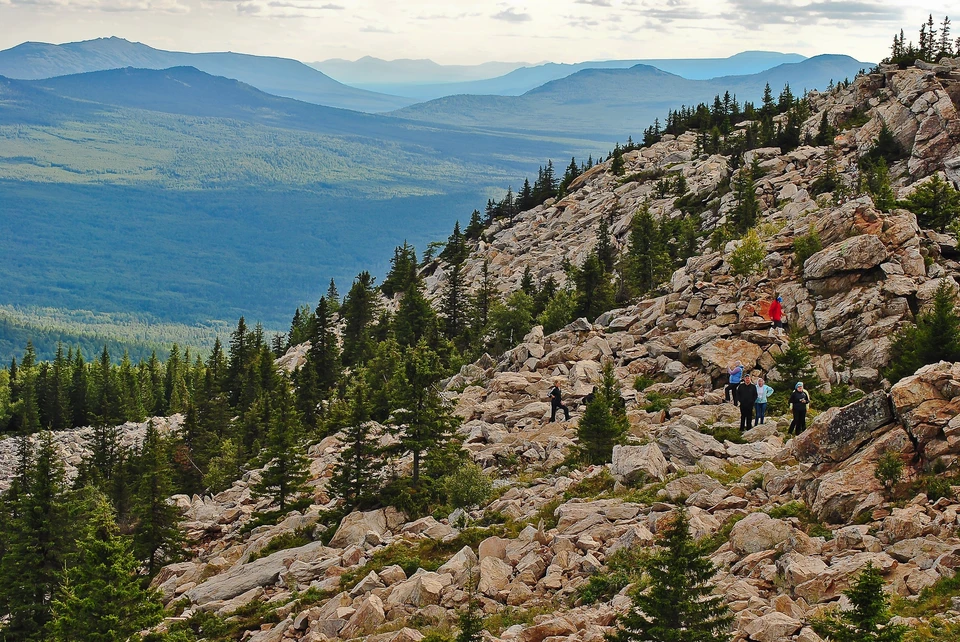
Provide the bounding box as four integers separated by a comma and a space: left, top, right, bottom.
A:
5, 58, 960, 642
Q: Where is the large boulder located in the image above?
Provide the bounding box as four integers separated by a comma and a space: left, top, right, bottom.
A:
696, 338, 763, 373
657, 426, 726, 464
478, 556, 513, 597
329, 508, 405, 549
803, 234, 888, 280
743, 612, 802, 642
794, 391, 894, 464
611, 443, 669, 483
729, 513, 793, 554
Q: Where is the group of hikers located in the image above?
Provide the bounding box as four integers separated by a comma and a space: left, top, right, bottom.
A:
725, 360, 809, 434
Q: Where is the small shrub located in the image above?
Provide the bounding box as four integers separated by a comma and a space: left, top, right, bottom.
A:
634, 375, 655, 391
874, 452, 904, 492
248, 527, 313, 562
728, 229, 766, 276
700, 425, 745, 444
926, 477, 954, 502
577, 545, 648, 604
811, 383, 864, 410
643, 391, 674, 413
442, 462, 493, 510
793, 225, 823, 270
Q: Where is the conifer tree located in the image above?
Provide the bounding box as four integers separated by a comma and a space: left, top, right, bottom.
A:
464, 209, 485, 241
772, 332, 821, 396
388, 341, 459, 486
341, 271, 379, 367
487, 291, 534, 355
49, 492, 163, 642
442, 260, 468, 348
440, 222, 469, 265
886, 280, 960, 383
574, 253, 616, 321
131, 420, 181, 575
395, 279, 438, 348
576, 361, 628, 464
382, 243, 419, 298
608, 508, 732, 642
0, 433, 70, 640
730, 165, 761, 234
49, 343, 72, 431
253, 381, 310, 512
329, 374, 382, 508
227, 316, 252, 406
326, 278, 341, 313
596, 218, 616, 273
628, 205, 670, 295
812, 563, 906, 642
901, 173, 960, 232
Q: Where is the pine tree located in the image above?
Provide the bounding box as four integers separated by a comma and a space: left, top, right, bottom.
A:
730, 165, 761, 234
887, 280, 960, 383
131, 420, 181, 575
576, 361, 628, 464
596, 218, 616, 273
253, 381, 310, 512
442, 260, 468, 347
812, 563, 907, 642
440, 222, 469, 265
0, 433, 70, 640
772, 332, 821, 395
628, 205, 670, 295
608, 508, 732, 642
573, 253, 616, 321
901, 173, 960, 232
388, 341, 459, 486
382, 242, 419, 298
326, 278, 341, 313
395, 279, 438, 348
49, 492, 163, 642
329, 374, 382, 508
341, 271, 380, 367
464, 209, 485, 241
226, 316, 252, 406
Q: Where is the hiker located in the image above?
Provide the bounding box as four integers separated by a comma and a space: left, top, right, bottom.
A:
581, 386, 596, 408
754, 377, 774, 426
735, 373, 758, 431
789, 382, 810, 435
549, 381, 570, 422
769, 295, 784, 337
725, 361, 744, 406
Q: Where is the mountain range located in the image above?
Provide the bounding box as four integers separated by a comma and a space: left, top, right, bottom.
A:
0, 37, 414, 112
325, 51, 809, 100
0, 36, 869, 345
394, 54, 869, 138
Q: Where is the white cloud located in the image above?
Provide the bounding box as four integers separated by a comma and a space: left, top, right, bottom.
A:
492, 7, 532, 21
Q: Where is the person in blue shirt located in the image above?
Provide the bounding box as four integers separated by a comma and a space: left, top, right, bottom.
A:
725, 361, 743, 406
754, 377, 774, 425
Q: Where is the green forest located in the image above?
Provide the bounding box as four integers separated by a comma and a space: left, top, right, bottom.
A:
1, 16, 960, 641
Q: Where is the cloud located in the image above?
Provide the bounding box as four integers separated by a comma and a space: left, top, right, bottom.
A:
623, 0, 706, 22
492, 7, 531, 22
414, 11, 483, 21
360, 24, 396, 33
1, 0, 188, 10
721, 0, 903, 25
576, 0, 612, 6
266, 1, 342, 9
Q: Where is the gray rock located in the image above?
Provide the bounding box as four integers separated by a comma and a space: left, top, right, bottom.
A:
794, 391, 893, 464
611, 443, 669, 484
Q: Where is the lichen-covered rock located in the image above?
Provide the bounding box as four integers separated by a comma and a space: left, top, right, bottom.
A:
794, 391, 894, 464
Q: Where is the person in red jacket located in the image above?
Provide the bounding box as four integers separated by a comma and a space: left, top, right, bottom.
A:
768, 295, 784, 337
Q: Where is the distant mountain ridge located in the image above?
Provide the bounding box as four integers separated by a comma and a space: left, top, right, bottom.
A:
394, 54, 870, 138
0, 37, 414, 113
340, 51, 808, 99
312, 56, 530, 85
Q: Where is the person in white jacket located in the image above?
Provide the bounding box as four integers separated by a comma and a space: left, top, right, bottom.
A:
755, 377, 774, 426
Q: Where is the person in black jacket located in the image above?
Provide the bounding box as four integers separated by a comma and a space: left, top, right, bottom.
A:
789, 382, 810, 435
735, 373, 759, 432
549, 382, 570, 422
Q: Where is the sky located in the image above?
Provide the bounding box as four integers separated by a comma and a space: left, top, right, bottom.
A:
0, 0, 950, 65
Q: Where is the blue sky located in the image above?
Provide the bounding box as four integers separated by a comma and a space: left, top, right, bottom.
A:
0, 0, 947, 65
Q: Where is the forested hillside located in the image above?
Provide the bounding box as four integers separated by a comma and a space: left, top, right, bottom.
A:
2, 15, 960, 642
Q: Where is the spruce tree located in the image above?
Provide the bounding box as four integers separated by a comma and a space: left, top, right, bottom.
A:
628, 205, 670, 295
464, 210, 485, 240
886, 279, 960, 383
730, 165, 761, 234
49, 492, 163, 642
131, 420, 181, 575
608, 508, 732, 642
574, 253, 616, 322
388, 340, 459, 486
812, 563, 906, 642
329, 374, 382, 508
442, 260, 468, 348
0, 433, 70, 640
253, 381, 310, 512
395, 279, 438, 348
596, 218, 616, 273
772, 332, 821, 396
341, 271, 380, 367
382, 243, 418, 298
901, 173, 960, 232
326, 278, 341, 312
576, 361, 628, 465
